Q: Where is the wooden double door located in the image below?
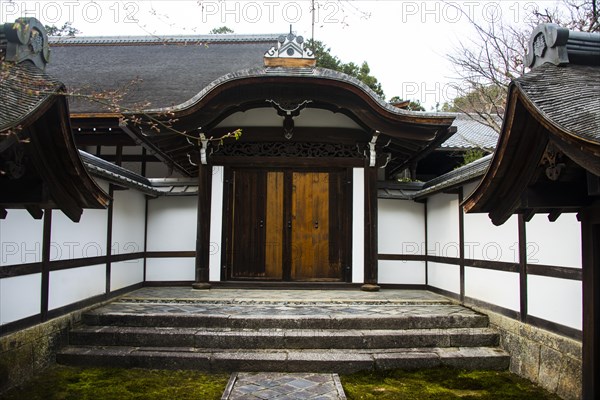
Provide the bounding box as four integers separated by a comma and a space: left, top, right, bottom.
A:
225, 168, 350, 281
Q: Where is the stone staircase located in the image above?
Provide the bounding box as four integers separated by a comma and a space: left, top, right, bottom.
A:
56, 289, 510, 373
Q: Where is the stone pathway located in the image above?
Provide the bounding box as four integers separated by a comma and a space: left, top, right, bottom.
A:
222, 372, 347, 400
119, 287, 452, 304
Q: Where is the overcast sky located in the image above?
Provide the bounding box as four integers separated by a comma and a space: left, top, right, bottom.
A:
1, 0, 561, 108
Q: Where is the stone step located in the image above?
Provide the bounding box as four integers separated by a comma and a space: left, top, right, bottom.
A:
69, 326, 500, 349
57, 346, 510, 373
81, 303, 489, 330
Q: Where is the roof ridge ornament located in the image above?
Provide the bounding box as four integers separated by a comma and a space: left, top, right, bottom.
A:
1, 18, 50, 70
264, 25, 316, 68
526, 23, 600, 68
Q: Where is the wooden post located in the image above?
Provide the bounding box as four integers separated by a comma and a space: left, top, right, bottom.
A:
362, 164, 379, 292
193, 162, 212, 290
581, 205, 599, 400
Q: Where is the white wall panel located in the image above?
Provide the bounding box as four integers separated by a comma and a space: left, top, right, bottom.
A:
0, 274, 41, 324
464, 212, 519, 263
146, 258, 195, 281
427, 262, 460, 293
528, 275, 582, 330
112, 189, 146, 257
427, 193, 459, 258
0, 210, 43, 266
352, 168, 364, 284
378, 199, 425, 255
465, 267, 520, 311
49, 264, 105, 310
147, 196, 197, 251
378, 260, 425, 284
209, 166, 224, 282
111, 260, 144, 291
526, 214, 581, 268
50, 209, 108, 261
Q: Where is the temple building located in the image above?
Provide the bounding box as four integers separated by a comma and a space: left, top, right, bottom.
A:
0, 19, 598, 399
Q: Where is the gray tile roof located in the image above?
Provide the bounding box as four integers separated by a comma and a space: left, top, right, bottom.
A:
515, 63, 600, 144
0, 61, 63, 135
442, 114, 500, 150
80, 150, 198, 196
377, 155, 492, 200
46, 35, 281, 113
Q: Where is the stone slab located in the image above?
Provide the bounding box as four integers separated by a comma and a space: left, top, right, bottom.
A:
221, 372, 347, 400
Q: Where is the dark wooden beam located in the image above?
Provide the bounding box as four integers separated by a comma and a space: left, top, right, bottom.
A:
458, 188, 465, 303
548, 210, 563, 222
362, 165, 379, 291
522, 185, 591, 209
193, 163, 212, 290
580, 204, 600, 400
0, 180, 45, 203
518, 215, 528, 323
99, 154, 160, 163
211, 156, 364, 168
40, 209, 52, 322
74, 132, 136, 146
25, 205, 44, 220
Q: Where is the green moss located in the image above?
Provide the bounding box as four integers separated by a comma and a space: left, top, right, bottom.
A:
0, 366, 229, 400
341, 368, 562, 400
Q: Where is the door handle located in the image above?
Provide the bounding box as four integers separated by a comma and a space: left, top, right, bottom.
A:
259, 220, 264, 228
287, 220, 292, 229
314, 221, 319, 229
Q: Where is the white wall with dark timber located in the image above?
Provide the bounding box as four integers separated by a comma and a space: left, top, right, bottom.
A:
427, 192, 460, 293
50, 209, 108, 261
421, 181, 584, 337
0, 209, 43, 266
146, 196, 197, 281
464, 213, 519, 263
526, 214, 581, 268
465, 267, 520, 311
526, 213, 582, 330
463, 203, 520, 310
209, 166, 224, 282
0, 274, 41, 324
49, 264, 105, 310
352, 168, 365, 284
146, 257, 195, 281
378, 199, 425, 284
110, 189, 146, 290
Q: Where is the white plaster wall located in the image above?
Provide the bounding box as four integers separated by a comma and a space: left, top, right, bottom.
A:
147, 196, 197, 251
464, 267, 520, 311
427, 193, 459, 258
0, 209, 43, 266
0, 274, 41, 324
427, 262, 460, 293
526, 214, 581, 268
209, 166, 224, 282
111, 189, 146, 257
528, 275, 582, 330
352, 168, 364, 284
146, 258, 195, 281
50, 209, 108, 261
464, 212, 519, 263
378, 199, 425, 255
378, 260, 426, 284
48, 264, 105, 310
111, 259, 144, 291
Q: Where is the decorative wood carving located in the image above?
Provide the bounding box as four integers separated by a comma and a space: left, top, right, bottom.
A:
213, 141, 364, 159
